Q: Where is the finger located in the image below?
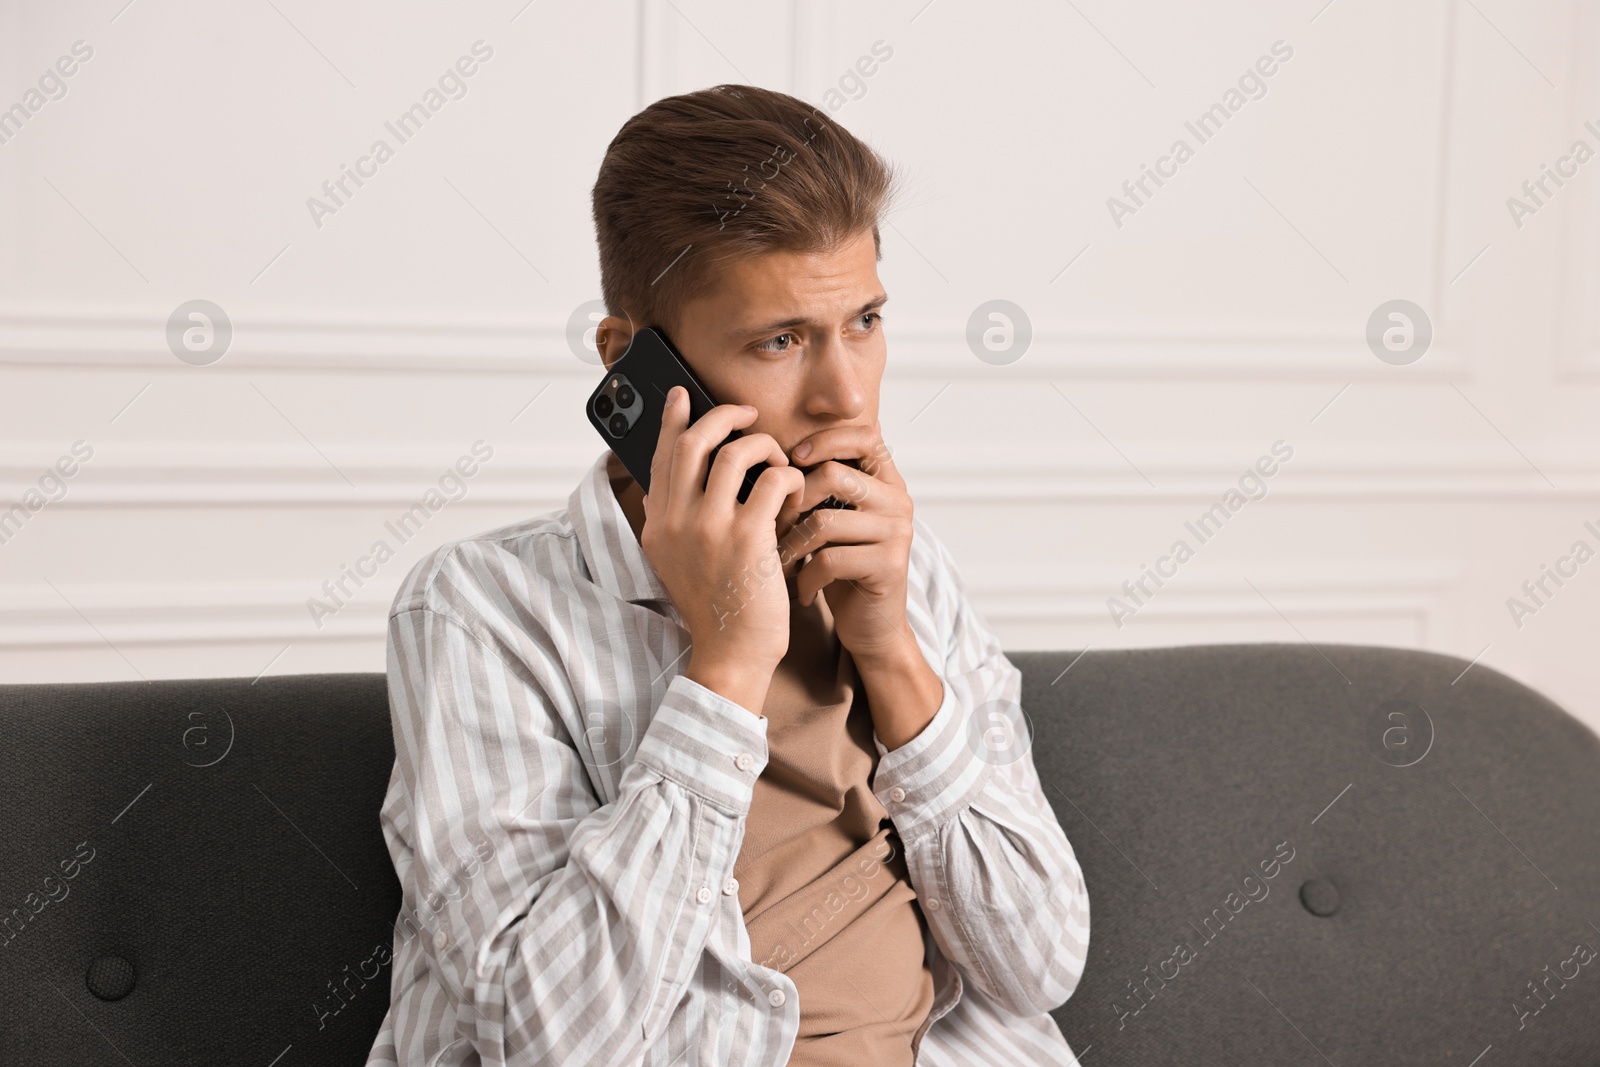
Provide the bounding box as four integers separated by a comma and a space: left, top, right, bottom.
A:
746, 463, 807, 528
666, 400, 758, 514
704, 432, 790, 515
646, 384, 689, 519
778, 508, 890, 562
776, 465, 867, 528
771, 467, 821, 550
788, 459, 886, 517
795, 543, 883, 606
789, 422, 904, 489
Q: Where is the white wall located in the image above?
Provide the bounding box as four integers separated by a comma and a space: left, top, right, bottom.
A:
2, 0, 1597, 736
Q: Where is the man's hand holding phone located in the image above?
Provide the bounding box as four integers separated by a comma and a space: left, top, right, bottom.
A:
640, 385, 805, 716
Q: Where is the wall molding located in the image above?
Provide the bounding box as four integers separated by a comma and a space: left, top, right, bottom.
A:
0, 307, 1471, 380
1553, 1, 1600, 382
0, 559, 1456, 651
0, 581, 389, 649
4, 439, 1600, 508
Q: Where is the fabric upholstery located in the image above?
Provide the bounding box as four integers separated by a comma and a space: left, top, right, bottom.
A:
2, 643, 1596, 1065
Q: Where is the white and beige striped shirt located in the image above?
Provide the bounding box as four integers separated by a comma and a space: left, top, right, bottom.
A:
365, 448, 1090, 1066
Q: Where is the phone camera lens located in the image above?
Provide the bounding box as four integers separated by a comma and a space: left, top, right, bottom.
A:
609, 412, 628, 436
615, 384, 635, 408
595, 394, 614, 418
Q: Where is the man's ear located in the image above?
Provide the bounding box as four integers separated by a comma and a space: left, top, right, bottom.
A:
595, 314, 637, 371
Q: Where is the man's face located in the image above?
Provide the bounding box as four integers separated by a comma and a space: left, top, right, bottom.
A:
601, 227, 886, 468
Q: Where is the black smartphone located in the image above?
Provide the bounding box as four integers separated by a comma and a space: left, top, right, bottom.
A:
586, 326, 770, 504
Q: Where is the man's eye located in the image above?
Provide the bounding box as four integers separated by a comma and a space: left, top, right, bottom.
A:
757, 333, 797, 352
857, 312, 881, 330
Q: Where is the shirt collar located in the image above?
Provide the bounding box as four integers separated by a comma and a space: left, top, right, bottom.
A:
568, 449, 672, 605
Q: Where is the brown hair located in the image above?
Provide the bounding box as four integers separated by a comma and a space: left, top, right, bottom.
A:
591, 84, 898, 334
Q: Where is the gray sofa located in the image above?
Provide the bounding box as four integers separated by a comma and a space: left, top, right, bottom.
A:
3, 643, 1597, 1064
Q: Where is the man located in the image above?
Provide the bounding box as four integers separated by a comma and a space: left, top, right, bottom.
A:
367, 83, 1089, 1066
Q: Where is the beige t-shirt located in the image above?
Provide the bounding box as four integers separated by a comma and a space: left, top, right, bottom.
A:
733, 561, 937, 1065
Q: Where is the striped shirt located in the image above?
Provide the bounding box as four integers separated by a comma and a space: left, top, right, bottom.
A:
365, 448, 1090, 1066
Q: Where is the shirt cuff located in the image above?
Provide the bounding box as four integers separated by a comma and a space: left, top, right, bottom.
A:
870, 673, 993, 842
631, 672, 770, 815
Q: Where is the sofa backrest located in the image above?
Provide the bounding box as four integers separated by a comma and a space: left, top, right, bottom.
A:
2, 644, 1597, 1064
0, 673, 399, 1065
1021, 643, 1600, 1065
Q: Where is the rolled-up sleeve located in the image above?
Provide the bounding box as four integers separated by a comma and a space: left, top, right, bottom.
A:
385, 603, 768, 1065
870, 520, 1091, 1017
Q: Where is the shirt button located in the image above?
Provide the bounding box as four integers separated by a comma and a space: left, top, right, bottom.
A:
735, 752, 754, 772
925, 898, 941, 911
723, 878, 739, 896
697, 885, 712, 904
888, 786, 906, 803
433, 929, 449, 949
767, 988, 786, 1007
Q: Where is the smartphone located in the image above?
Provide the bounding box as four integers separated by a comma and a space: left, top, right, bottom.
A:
586, 326, 770, 503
